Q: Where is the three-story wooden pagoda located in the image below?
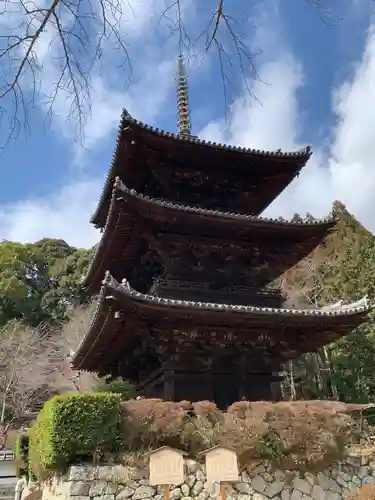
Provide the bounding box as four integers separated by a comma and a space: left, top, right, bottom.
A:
72, 62, 372, 407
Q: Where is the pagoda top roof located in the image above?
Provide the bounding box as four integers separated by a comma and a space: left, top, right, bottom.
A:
90, 110, 313, 227
72, 272, 372, 375
119, 110, 311, 158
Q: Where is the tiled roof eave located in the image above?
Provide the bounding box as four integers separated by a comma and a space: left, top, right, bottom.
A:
72, 273, 372, 369
71, 285, 116, 368
114, 178, 337, 228
104, 272, 373, 319
83, 183, 126, 291
84, 179, 337, 293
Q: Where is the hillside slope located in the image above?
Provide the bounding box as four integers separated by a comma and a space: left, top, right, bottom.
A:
279, 201, 375, 402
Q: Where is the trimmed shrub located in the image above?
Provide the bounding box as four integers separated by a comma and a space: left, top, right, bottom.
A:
29, 392, 123, 478
15, 433, 29, 476
16, 433, 30, 461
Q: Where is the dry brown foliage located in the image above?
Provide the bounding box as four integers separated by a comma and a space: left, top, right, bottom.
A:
0, 304, 97, 437
56, 303, 98, 392
346, 485, 375, 499
121, 399, 366, 471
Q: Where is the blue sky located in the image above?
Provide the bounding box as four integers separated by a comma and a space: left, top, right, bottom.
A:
0, 0, 374, 247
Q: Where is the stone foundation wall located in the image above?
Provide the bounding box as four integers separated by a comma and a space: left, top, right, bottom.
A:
41, 456, 375, 500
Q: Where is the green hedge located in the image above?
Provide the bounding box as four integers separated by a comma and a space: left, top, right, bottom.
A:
28, 392, 123, 478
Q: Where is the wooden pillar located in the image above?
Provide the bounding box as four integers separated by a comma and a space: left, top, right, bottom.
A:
237, 355, 246, 400
163, 368, 175, 401
270, 380, 282, 401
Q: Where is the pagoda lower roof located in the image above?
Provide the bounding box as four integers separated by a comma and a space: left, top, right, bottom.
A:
72, 272, 372, 377
83, 179, 336, 293
91, 110, 312, 228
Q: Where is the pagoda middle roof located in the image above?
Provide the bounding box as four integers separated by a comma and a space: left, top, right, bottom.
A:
91, 110, 313, 228
83, 179, 336, 293
72, 272, 372, 375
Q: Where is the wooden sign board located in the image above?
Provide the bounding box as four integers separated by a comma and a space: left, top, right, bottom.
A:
199, 446, 239, 484
145, 447, 185, 486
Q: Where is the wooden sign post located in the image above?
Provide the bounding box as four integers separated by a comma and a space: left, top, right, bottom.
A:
144, 447, 186, 500
198, 446, 239, 500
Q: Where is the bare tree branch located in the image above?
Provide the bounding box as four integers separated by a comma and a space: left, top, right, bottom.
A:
0, 0, 365, 148
0, 304, 97, 444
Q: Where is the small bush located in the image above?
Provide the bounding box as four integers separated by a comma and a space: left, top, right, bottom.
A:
94, 377, 135, 401
29, 392, 123, 479
121, 399, 187, 450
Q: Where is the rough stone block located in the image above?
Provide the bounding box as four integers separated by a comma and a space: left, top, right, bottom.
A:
264, 480, 284, 498
117, 487, 135, 499
325, 492, 340, 500
184, 475, 195, 488
292, 478, 312, 496
169, 488, 182, 500
363, 475, 375, 485
89, 481, 116, 497
100, 495, 115, 500
133, 486, 157, 500
281, 488, 291, 500
253, 494, 268, 500
290, 491, 302, 500
234, 483, 253, 495
252, 475, 267, 494
69, 466, 97, 481
310, 484, 325, 500
180, 484, 190, 496
97, 466, 133, 483
196, 491, 208, 500
316, 472, 330, 491
326, 478, 341, 493
68, 481, 90, 496
185, 460, 199, 474
191, 481, 204, 496
196, 470, 205, 482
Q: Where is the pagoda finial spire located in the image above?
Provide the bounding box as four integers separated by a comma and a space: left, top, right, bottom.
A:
177, 55, 191, 136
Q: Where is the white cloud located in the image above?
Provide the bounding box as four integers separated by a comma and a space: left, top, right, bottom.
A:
70, 58, 175, 163
0, 178, 102, 247
199, 5, 335, 220
329, 26, 375, 230
201, 11, 375, 232
270, 22, 375, 228
200, 54, 303, 152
